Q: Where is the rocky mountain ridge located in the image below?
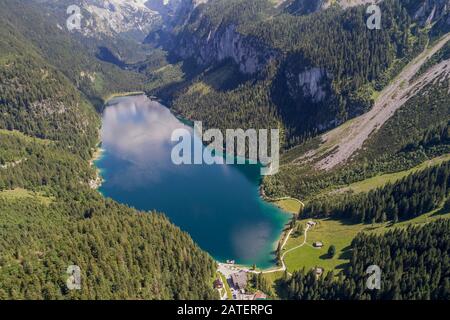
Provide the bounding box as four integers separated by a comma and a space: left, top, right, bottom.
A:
32, 0, 208, 40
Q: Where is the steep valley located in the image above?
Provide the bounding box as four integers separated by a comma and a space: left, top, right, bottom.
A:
1, 0, 449, 301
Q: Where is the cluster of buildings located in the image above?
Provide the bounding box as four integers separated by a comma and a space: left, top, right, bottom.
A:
306, 221, 324, 278
214, 270, 267, 300
307, 220, 317, 227
230, 270, 247, 290
307, 221, 323, 248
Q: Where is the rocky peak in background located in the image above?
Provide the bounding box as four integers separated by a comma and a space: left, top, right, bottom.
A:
147, 0, 208, 24
81, 0, 159, 39
32, 0, 207, 41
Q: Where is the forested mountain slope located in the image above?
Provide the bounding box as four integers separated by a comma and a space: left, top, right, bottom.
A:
314, 33, 450, 170
3, 0, 148, 110
146, 0, 448, 147
137, 0, 450, 206
262, 33, 450, 201
0, 0, 217, 299
304, 161, 450, 223
1, 0, 449, 300
124, 0, 450, 301
145, 0, 450, 216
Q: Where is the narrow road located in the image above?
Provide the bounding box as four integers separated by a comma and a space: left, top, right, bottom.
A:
282, 225, 310, 258
217, 202, 308, 277
216, 221, 312, 301
260, 223, 310, 274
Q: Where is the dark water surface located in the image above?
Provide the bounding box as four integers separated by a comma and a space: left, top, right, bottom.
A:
96, 95, 289, 268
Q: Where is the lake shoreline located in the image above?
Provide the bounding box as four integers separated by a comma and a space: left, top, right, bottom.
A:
91, 92, 146, 189
95, 92, 293, 270
89, 141, 105, 190
103, 91, 146, 104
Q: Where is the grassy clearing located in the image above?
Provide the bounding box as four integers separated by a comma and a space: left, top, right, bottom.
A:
0, 188, 53, 206
273, 198, 304, 214
283, 228, 306, 251
218, 272, 232, 300
261, 271, 285, 284
284, 218, 360, 273
284, 208, 450, 274
344, 154, 450, 193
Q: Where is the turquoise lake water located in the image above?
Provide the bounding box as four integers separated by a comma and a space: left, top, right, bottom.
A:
96, 95, 290, 268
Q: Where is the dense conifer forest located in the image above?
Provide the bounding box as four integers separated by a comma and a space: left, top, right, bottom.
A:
303, 161, 450, 223
263, 76, 450, 201
155, 0, 431, 145
1, 0, 449, 300
0, 0, 217, 299
280, 219, 450, 300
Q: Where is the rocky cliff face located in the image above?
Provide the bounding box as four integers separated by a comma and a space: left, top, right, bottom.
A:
169, 0, 386, 75
281, 66, 332, 104
295, 68, 330, 103
176, 24, 279, 74
32, 0, 160, 40
171, 0, 450, 76
147, 0, 209, 28
33, 0, 207, 40
81, 0, 159, 39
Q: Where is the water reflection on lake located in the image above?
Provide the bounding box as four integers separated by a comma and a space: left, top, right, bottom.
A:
97, 95, 289, 268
